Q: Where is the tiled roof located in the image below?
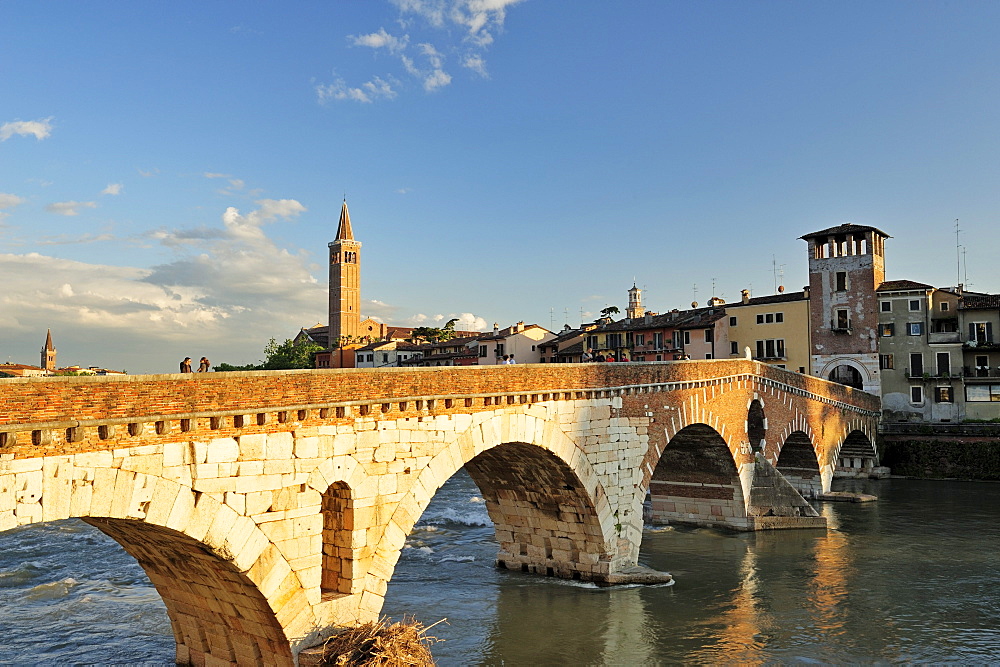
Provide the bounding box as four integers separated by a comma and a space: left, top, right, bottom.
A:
961, 294, 1000, 310
725, 291, 807, 307
800, 223, 890, 240
876, 280, 934, 292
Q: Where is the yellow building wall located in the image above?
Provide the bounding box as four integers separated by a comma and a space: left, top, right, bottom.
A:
726, 298, 811, 374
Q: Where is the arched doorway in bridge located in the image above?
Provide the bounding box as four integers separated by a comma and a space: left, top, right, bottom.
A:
647, 424, 748, 530
828, 364, 864, 390
836, 430, 878, 477
775, 431, 822, 498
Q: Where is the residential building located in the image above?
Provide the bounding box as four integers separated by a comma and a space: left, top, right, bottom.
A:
353, 340, 424, 368
958, 293, 1000, 420
402, 337, 480, 367
475, 322, 555, 365
725, 289, 811, 374
877, 281, 962, 422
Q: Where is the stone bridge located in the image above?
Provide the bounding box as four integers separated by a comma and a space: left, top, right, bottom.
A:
0, 360, 879, 665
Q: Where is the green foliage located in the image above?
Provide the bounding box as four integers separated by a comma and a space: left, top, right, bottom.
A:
600, 306, 620, 318
0, 371, 13, 378
53, 370, 89, 376
214, 337, 324, 372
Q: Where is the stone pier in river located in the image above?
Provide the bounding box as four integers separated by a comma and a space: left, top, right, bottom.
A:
0, 360, 879, 665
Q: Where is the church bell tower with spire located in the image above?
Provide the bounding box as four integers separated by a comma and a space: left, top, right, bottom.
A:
328, 200, 361, 347
40, 329, 57, 371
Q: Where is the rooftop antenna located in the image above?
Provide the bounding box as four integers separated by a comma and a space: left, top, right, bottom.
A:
564, 308, 569, 327
772, 255, 785, 293
955, 219, 961, 289
961, 245, 969, 288
549, 307, 554, 330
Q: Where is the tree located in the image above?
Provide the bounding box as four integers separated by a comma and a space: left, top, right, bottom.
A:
600, 306, 620, 318
214, 337, 324, 372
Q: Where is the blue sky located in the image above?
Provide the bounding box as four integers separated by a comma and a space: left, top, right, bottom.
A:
3, 1, 1000, 374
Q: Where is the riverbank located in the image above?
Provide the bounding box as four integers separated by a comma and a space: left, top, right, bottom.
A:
879, 423, 1000, 480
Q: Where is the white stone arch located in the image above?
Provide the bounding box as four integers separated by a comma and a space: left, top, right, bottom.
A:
367, 408, 615, 598
20, 464, 308, 664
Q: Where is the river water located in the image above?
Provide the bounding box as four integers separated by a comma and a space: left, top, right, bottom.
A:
2, 475, 999, 664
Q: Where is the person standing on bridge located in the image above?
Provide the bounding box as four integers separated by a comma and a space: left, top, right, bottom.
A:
507, 354, 516, 364
180, 357, 193, 373
198, 357, 210, 372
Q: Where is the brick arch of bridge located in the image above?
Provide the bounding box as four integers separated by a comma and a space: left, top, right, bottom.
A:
0, 471, 303, 666
637, 374, 878, 510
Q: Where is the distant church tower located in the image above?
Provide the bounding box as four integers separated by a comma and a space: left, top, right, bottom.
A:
626, 283, 645, 319
328, 200, 361, 347
40, 329, 57, 371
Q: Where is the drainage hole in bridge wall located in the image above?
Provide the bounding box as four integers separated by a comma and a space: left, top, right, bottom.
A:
180, 419, 191, 432
127, 423, 142, 437
298, 409, 308, 421
0, 432, 10, 447
155, 421, 168, 435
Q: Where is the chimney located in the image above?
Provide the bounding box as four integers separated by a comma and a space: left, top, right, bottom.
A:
741, 289, 750, 305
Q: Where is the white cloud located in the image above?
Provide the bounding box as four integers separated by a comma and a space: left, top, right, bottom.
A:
204, 172, 230, 179
46, 201, 98, 216
0, 193, 25, 219
316, 75, 398, 104
101, 183, 123, 196
0, 199, 325, 373
0, 117, 53, 142
423, 68, 452, 92
351, 27, 409, 53
463, 54, 488, 77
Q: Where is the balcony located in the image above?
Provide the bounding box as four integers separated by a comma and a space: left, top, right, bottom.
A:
928, 331, 962, 344
905, 368, 957, 381
963, 366, 1000, 380
965, 339, 999, 350
830, 319, 852, 334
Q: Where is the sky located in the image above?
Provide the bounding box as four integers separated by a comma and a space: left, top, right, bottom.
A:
3, 1, 1000, 374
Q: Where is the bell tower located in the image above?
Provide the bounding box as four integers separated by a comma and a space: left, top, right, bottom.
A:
40, 329, 57, 371
328, 200, 361, 347
626, 283, 645, 319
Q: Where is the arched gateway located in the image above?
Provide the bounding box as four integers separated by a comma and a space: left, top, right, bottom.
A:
0, 360, 879, 664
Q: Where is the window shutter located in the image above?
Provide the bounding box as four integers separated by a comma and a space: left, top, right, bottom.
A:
988, 322, 994, 343
970, 323, 977, 341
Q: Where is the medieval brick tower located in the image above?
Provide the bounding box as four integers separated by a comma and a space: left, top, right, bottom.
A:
801, 223, 889, 394
40, 329, 56, 371
328, 200, 361, 347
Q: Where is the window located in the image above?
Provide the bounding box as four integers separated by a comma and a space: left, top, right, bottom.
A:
653, 332, 664, 349
683, 331, 691, 345
835, 309, 850, 329
836, 272, 847, 291
775, 312, 784, 323
479, 346, 488, 358
607, 333, 623, 349
729, 316, 737, 326
635, 333, 645, 345
755, 339, 785, 359
881, 323, 895, 337
366, 354, 373, 362
357, 354, 365, 363
910, 353, 923, 376
879, 354, 894, 370
910, 386, 923, 403
941, 302, 950, 312
704, 329, 713, 343
935, 386, 953, 403
705, 353, 713, 359
880, 301, 892, 312
936, 352, 950, 377
908, 322, 923, 336
909, 299, 921, 311
970, 322, 993, 345
382, 353, 388, 363
756, 314, 764, 324
625, 333, 633, 347
731, 342, 739, 355
765, 313, 774, 324
975, 355, 989, 376
586, 335, 597, 351
966, 385, 1000, 402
